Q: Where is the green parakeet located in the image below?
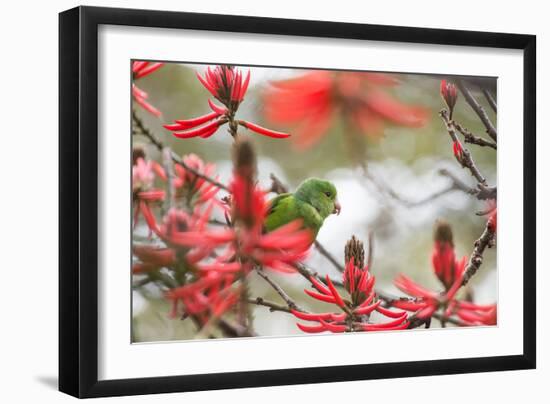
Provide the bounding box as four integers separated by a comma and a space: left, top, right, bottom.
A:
265, 178, 341, 239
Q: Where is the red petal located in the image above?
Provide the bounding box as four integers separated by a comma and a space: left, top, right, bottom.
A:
354, 300, 381, 315
208, 99, 228, 115
239, 70, 251, 101
134, 94, 162, 117
325, 275, 345, 308
240, 121, 290, 139
309, 276, 331, 295
375, 305, 407, 319
318, 319, 347, 333
304, 289, 337, 304
132, 61, 148, 73
172, 120, 223, 139
196, 72, 217, 97
197, 262, 242, 273
166, 111, 220, 130
138, 190, 165, 201
134, 62, 164, 79
291, 310, 334, 321
296, 322, 327, 333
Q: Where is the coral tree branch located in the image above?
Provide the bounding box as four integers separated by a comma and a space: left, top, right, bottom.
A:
457, 80, 497, 141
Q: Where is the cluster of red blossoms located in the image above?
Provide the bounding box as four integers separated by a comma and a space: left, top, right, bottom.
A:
292, 237, 409, 333
131, 149, 222, 230
163, 65, 290, 140
263, 71, 428, 149
391, 221, 497, 326
132, 139, 312, 325
132, 61, 164, 117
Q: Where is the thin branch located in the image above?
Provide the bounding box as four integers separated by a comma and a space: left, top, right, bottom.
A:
440, 109, 488, 186
269, 173, 288, 194
377, 291, 424, 305
437, 168, 496, 200
132, 110, 229, 191
407, 312, 462, 329
481, 87, 497, 113
247, 297, 299, 314
218, 318, 256, 337
161, 148, 175, 215
457, 80, 497, 141
452, 121, 497, 150
255, 267, 305, 312
460, 220, 496, 287
437, 168, 476, 195
314, 241, 344, 272
361, 166, 463, 208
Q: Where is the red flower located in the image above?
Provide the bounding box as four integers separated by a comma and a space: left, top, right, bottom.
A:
139, 173, 312, 275
137, 171, 311, 320
132, 157, 165, 194
433, 241, 467, 291
173, 154, 222, 205
440, 79, 458, 119
452, 301, 497, 326
165, 272, 240, 322
393, 221, 468, 319
263, 71, 428, 149
164, 65, 289, 140
132, 61, 164, 117
393, 273, 462, 320
132, 245, 176, 274
431, 220, 467, 290
197, 65, 251, 105
392, 221, 497, 327
292, 258, 409, 333
132, 157, 166, 229
133, 61, 164, 79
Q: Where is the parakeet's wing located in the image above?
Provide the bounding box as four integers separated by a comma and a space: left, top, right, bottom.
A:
264, 193, 300, 232
265, 193, 324, 237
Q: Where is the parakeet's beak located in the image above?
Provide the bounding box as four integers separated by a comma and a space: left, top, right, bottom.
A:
333, 200, 341, 215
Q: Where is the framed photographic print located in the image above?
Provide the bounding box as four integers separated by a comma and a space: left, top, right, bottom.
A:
59, 6, 536, 398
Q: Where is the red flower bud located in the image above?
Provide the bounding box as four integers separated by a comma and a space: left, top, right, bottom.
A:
453, 141, 464, 164
440, 79, 458, 119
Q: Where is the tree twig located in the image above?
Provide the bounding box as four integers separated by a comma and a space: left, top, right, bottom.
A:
269, 173, 288, 194
361, 166, 465, 208
460, 220, 496, 287
452, 121, 497, 150
247, 297, 300, 314
481, 87, 497, 113
437, 168, 496, 200
255, 267, 305, 312
440, 109, 488, 186
161, 148, 175, 215
314, 241, 344, 272
457, 80, 497, 141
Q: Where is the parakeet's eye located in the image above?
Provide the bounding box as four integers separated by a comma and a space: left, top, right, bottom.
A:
324, 191, 331, 197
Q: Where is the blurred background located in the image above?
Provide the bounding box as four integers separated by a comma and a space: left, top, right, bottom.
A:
132, 63, 497, 342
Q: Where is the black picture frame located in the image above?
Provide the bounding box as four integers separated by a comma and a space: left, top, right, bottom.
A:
59, 5, 536, 398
